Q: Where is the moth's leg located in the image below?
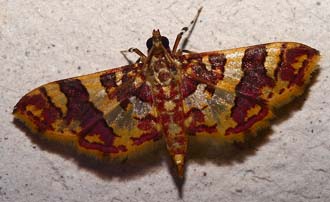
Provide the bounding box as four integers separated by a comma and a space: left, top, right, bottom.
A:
172, 27, 187, 55
120, 50, 134, 65
182, 49, 197, 54
174, 49, 197, 58
120, 48, 147, 64
172, 7, 203, 55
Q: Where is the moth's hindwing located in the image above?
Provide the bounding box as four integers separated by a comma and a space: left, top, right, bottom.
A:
181, 42, 320, 142
14, 63, 163, 160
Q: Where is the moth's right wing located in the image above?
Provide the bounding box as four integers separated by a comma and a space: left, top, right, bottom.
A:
181, 42, 320, 142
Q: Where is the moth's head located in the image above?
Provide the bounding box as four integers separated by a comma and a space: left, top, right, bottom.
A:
146, 29, 170, 51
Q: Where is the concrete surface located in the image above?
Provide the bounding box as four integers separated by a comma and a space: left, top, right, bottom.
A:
1, 0, 330, 201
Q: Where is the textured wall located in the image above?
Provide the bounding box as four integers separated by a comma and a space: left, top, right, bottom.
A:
1, 0, 330, 201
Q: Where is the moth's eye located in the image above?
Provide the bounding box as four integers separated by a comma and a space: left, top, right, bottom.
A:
146, 37, 153, 50
146, 36, 170, 50
161, 36, 170, 49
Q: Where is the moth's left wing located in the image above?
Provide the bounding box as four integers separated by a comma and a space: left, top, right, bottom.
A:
14, 63, 162, 160
181, 42, 320, 142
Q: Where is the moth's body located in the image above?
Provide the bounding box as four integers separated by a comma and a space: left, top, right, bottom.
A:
146, 30, 187, 175
13, 29, 320, 178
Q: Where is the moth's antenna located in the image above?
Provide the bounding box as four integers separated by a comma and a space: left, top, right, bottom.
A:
172, 7, 203, 54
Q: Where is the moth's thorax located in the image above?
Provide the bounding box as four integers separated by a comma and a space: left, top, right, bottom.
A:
150, 55, 176, 86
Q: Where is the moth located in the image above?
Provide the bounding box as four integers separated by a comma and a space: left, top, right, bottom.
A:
13, 9, 320, 177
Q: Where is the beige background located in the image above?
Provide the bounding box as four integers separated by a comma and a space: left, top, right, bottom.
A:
1, 0, 330, 201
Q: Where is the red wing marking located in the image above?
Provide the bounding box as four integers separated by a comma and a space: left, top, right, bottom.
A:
58, 79, 126, 153
183, 52, 226, 86
276, 43, 319, 87
185, 107, 217, 134
226, 45, 274, 135
14, 87, 62, 132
